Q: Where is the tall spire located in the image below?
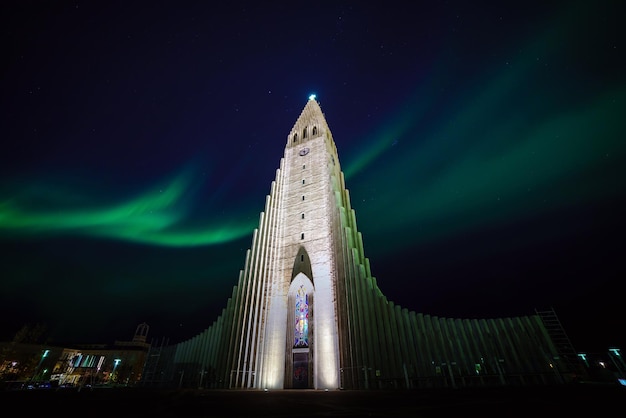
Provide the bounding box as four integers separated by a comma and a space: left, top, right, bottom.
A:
288, 96, 331, 147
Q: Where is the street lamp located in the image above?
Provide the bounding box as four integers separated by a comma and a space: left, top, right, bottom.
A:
30, 349, 50, 384
111, 359, 121, 384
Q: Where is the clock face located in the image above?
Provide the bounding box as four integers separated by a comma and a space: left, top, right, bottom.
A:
299, 148, 310, 156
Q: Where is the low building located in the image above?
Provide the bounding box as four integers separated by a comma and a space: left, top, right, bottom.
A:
0, 323, 150, 389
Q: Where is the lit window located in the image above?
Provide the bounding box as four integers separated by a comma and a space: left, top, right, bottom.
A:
294, 285, 309, 348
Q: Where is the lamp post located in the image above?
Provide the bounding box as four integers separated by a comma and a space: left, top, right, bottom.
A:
111, 359, 121, 384
608, 348, 625, 381
30, 349, 49, 385
199, 369, 207, 388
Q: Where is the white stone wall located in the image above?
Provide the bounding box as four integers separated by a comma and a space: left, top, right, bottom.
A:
259, 100, 341, 389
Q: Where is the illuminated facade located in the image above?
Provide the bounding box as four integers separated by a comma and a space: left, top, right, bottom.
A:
142, 98, 581, 390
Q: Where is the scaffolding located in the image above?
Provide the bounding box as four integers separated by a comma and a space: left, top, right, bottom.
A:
535, 307, 587, 381
140, 337, 174, 387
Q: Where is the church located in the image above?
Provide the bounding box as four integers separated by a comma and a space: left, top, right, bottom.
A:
141, 97, 581, 390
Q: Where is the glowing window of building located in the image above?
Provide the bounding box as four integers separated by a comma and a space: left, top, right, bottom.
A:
294, 285, 309, 348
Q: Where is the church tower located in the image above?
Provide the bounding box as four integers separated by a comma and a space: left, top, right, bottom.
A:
148, 97, 578, 390
231, 96, 346, 389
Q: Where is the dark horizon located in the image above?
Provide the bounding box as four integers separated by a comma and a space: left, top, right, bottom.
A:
2, 384, 625, 418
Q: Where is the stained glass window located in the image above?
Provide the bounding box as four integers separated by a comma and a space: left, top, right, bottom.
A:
294, 285, 309, 348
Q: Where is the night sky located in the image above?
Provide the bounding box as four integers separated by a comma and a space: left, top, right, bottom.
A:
1, 1, 624, 353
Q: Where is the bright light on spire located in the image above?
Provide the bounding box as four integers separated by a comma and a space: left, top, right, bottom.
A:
309, 94, 316, 101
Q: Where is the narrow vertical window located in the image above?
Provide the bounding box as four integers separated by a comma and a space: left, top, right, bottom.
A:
300, 254, 304, 262
302, 179, 305, 184
303, 164, 305, 169
303, 128, 307, 139
301, 213, 305, 219
294, 285, 309, 348
293, 134, 298, 143
302, 195, 305, 201
312, 126, 318, 135
301, 233, 304, 239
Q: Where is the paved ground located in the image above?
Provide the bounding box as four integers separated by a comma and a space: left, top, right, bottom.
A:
3, 383, 624, 417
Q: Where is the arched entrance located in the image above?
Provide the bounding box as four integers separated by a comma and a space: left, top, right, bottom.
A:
287, 273, 314, 388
